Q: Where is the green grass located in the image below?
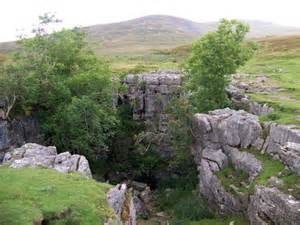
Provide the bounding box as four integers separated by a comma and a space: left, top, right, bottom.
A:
0, 166, 113, 225
239, 36, 300, 126
216, 166, 249, 194
216, 148, 299, 198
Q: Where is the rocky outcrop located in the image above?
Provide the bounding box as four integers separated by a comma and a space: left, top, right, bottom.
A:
248, 186, 300, 225
0, 116, 42, 160
2, 143, 92, 178
192, 108, 300, 224
107, 184, 136, 225
124, 71, 182, 162
129, 181, 153, 219
124, 71, 182, 122
192, 109, 263, 214
227, 84, 274, 116
264, 124, 300, 175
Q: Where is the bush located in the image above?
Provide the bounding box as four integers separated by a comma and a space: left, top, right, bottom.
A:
0, 14, 118, 160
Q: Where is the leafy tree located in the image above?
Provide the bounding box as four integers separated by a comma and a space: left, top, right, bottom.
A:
186, 19, 256, 112
0, 14, 118, 159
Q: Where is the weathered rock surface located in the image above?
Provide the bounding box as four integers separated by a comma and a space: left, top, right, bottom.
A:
264, 124, 300, 175
0, 117, 42, 160
192, 108, 300, 225
107, 183, 136, 225
248, 186, 300, 225
2, 143, 92, 178
227, 84, 274, 116
124, 71, 183, 174
129, 181, 153, 219
192, 108, 263, 214
124, 71, 182, 123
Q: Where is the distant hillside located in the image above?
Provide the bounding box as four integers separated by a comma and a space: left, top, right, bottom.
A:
1, 15, 300, 56
84, 15, 300, 55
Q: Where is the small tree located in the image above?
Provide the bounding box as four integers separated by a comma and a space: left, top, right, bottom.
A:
186, 19, 256, 112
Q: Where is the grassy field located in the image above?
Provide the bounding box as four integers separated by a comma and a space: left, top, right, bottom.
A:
239, 35, 300, 126
108, 35, 300, 127
0, 167, 113, 225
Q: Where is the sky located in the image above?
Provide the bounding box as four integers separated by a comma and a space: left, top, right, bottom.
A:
0, 0, 299, 42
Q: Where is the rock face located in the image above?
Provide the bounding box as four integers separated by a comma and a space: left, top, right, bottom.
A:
192, 108, 300, 224
192, 108, 263, 214
2, 143, 92, 178
264, 124, 300, 175
124, 71, 182, 159
248, 186, 300, 225
107, 184, 136, 225
0, 117, 42, 160
124, 71, 182, 122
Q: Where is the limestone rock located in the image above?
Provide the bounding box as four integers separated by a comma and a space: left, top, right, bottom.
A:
3, 143, 92, 178
223, 146, 262, 179
193, 108, 262, 149
199, 158, 248, 214
227, 85, 273, 116
265, 124, 300, 174
248, 186, 300, 225
107, 184, 136, 225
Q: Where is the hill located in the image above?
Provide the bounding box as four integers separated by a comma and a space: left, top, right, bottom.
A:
84, 15, 300, 55
1, 15, 300, 56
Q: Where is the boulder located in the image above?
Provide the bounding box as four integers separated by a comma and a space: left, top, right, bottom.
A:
248, 186, 300, 225
3, 143, 92, 178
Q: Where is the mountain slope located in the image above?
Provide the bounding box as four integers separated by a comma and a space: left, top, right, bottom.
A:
1, 15, 300, 56
84, 15, 300, 55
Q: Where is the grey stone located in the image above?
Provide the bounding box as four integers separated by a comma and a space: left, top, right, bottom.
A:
248, 186, 300, 225
223, 146, 262, 179
107, 184, 136, 225
265, 124, 300, 174
3, 143, 92, 178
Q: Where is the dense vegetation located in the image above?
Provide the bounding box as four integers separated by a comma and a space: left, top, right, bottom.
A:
0, 14, 118, 160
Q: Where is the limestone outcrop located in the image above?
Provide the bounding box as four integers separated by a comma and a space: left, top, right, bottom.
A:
192, 108, 300, 224
2, 143, 92, 178
107, 183, 136, 225
124, 71, 182, 161
248, 186, 300, 225
264, 124, 300, 175
227, 84, 274, 116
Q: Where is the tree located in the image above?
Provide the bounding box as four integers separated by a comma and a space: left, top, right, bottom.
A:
186, 19, 256, 112
0, 14, 118, 159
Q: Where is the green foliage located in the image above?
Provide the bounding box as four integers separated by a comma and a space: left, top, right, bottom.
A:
0, 14, 118, 160
46, 96, 118, 157
157, 188, 213, 225
0, 167, 113, 225
186, 19, 256, 112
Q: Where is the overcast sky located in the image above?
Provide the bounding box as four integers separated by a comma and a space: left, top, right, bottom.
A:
0, 0, 299, 42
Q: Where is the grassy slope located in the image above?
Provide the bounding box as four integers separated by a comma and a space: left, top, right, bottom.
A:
0, 167, 113, 225
239, 35, 300, 126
